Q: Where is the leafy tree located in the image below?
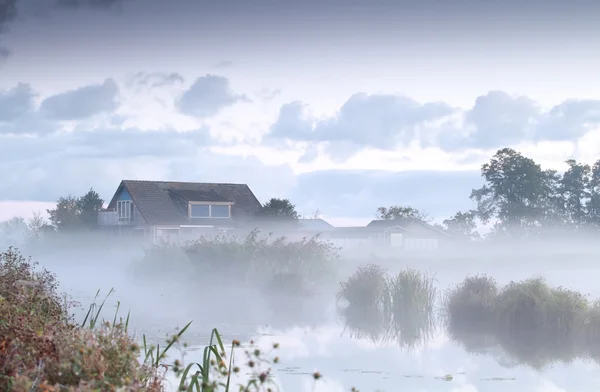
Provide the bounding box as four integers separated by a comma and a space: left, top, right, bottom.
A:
375, 205, 431, 222
586, 159, 600, 228
77, 188, 104, 229
47, 195, 81, 230
46, 188, 104, 231
558, 159, 591, 229
258, 198, 299, 220
443, 210, 480, 241
470, 148, 558, 237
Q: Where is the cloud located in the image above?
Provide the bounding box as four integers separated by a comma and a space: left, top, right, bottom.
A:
177, 75, 250, 118
267, 91, 600, 158
39, 78, 120, 120
126, 71, 185, 90
55, 0, 122, 9
0, 0, 17, 34
0, 83, 36, 122
0, 83, 56, 136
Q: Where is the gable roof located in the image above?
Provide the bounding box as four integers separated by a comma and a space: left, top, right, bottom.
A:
107, 180, 262, 225
298, 218, 335, 231
367, 219, 451, 237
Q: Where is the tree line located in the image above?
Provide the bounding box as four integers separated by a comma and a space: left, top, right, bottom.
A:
3, 147, 600, 242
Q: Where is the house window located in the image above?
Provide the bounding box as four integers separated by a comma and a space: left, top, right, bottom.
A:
189, 204, 231, 218
210, 205, 230, 218
190, 204, 210, 218
117, 200, 132, 221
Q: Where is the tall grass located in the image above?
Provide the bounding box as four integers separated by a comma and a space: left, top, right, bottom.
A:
136, 230, 339, 294
1, 247, 324, 391
444, 274, 598, 369
387, 269, 437, 348
337, 264, 437, 348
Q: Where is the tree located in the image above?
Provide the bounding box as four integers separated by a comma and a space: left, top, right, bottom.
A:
257, 198, 299, 220
46, 188, 104, 231
47, 195, 81, 230
77, 188, 104, 229
558, 159, 591, 229
375, 205, 431, 222
586, 159, 600, 228
443, 210, 480, 241
470, 148, 558, 237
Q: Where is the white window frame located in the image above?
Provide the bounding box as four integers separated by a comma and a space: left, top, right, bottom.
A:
117, 200, 132, 221
189, 202, 232, 219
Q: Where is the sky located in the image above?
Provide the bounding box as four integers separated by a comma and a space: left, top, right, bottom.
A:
1, 0, 600, 225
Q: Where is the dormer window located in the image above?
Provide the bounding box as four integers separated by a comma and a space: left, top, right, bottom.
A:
189, 203, 231, 218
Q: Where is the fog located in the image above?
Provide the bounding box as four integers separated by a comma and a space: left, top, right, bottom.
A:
6, 229, 600, 391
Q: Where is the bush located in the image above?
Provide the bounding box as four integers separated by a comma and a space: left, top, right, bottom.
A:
0, 247, 160, 391
493, 277, 588, 365
135, 229, 339, 292
0, 247, 325, 391
444, 275, 498, 332
337, 264, 388, 309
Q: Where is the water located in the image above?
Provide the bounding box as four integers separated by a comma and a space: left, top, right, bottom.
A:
38, 250, 600, 392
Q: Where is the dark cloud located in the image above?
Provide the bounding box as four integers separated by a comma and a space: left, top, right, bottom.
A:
0, 46, 10, 59
290, 169, 482, 220
40, 78, 119, 120
177, 74, 250, 118
268, 91, 600, 158
0, 0, 17, 33
0, 83, 36, 122
55, 0, 122, 9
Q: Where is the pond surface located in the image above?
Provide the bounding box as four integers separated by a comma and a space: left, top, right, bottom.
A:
40, 251, 600, 392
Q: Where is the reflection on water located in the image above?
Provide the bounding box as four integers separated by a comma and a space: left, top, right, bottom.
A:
40, 253, 600, 391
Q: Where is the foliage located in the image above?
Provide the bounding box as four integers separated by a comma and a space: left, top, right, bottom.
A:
444, 275, 498, 332
0, 247, 161, 391
138, 229, 339, 291
444, 274, 600, 369
386, 269, 437, 348
337, 264, 437, 348
442, 210, 480, 241
1, 247, 326, 391
375, 205, 431, 222
257, 198, 299, 220
47, 188, 104, 231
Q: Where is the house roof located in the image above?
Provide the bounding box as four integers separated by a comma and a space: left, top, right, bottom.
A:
367, 219, 452, 237
298, 218, 335, 231
107, 180, 262, 225
169, 189, 232, 203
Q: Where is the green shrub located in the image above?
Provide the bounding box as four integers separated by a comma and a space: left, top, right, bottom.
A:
444, 275, 498, 331
387, 269, 437, 348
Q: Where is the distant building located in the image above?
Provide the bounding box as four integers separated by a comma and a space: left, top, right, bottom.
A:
326, 218, 452, 251
97, 180, 262, 243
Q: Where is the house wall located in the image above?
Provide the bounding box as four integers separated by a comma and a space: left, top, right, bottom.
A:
115, 187, 146, 225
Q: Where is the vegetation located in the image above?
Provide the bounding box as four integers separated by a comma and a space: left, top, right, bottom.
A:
444, 274, 600, 368
137, 229, 338, 292
337, 264, 437, 348
0, 247, 325, 391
